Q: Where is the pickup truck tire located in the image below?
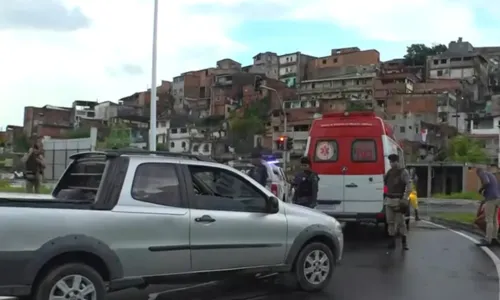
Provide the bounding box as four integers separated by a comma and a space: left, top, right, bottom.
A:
293, 242, 334, 292
33, 263, 106, 300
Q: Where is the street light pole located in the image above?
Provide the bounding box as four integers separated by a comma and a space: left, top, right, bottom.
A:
261, 85, 287, 172
149, 0, 159, 151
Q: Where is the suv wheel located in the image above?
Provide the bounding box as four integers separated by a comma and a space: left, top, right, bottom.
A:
33, 263, 106, 300
294, 242, 334, 292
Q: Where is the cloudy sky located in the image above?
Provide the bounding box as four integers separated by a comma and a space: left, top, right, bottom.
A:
1, 0, 498, 127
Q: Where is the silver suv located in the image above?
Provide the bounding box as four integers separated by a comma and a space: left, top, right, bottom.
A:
0, 151, 343, 300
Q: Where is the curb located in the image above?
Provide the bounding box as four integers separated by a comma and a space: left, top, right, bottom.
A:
429, 216, 483, 236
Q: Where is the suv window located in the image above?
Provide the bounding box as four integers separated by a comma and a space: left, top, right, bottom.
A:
352, 139, 377, 162
188, 165, 268, 213
314, 140, 338, 162
132, 163, 183, 207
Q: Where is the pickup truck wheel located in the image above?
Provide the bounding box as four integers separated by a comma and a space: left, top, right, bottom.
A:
33, 263, 106, 300
294, 242, 334, 292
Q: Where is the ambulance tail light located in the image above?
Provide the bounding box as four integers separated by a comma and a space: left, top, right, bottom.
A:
271, 183, 278, 197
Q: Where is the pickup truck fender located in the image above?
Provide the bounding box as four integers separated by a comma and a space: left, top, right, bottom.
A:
22, 234, 123, 284
284, 224, 340, 268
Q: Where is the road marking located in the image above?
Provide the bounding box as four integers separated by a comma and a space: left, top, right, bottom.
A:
423, 220, 500, 300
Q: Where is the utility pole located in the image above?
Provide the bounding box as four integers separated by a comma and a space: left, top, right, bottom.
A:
149, 0, 159, 151
260, 85, 287, 172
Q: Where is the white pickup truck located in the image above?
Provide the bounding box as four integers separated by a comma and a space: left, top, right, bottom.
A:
0, 150, 343, 300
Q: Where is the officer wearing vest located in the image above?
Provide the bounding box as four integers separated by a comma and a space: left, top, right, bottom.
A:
292, 157, 319, 208
384, 154, 411, 250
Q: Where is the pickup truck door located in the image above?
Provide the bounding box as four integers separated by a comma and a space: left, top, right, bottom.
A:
112, 162, 192, 277
181, 164, 287, 272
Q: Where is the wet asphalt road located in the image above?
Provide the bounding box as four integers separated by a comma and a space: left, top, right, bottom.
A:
103, 220, 498, 300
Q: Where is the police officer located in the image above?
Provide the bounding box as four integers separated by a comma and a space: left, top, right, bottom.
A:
384, 154, 411, 250
292, 157, 319, 208
248, 152, 269, 187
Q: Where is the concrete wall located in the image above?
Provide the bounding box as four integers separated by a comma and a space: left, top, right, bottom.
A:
42, 128, 97, 180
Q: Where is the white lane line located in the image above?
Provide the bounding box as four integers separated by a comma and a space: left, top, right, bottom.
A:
423, 220, 500, 300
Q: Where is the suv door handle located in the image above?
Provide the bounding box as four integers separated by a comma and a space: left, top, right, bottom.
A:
195, 215, 216, 223
345, 183, 358, 188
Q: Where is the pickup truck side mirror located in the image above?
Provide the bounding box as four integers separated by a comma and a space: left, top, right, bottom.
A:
267, 196, 280, 214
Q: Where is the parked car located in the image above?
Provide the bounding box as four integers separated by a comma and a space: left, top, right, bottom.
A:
230, 159, 292, 202
0, 150, 343, 300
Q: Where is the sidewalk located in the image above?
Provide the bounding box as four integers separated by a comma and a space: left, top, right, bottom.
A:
419, 198, 479, 206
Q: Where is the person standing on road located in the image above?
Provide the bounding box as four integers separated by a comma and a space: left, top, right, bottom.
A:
248, 152, 268, 187
21, 139, 45, 194
292, 157, 318, 208
384, 154, 411, 250
409, 168, 420, 221
476, 167, 500, 246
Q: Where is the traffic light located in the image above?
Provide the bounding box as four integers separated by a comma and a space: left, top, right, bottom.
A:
286, 137, 293, 150
254, 75, 263, 92
276, 136, 285, 150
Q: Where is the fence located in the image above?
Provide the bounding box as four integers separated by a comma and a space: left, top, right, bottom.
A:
42, 128, 97, 180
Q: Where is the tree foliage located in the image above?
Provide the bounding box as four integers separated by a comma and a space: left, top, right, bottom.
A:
403, 43, 448, 66
447, 135, 488, 163
97, 123, 131, 149
13, 133, 30, 152
229, 97, 270, 153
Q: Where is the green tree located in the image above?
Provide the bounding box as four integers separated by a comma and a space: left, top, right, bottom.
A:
229, 97, 270, 153
447, 135, 488, 163
98, 123, 131, 149
403, 43, 448, 66
13, 133, 30, 152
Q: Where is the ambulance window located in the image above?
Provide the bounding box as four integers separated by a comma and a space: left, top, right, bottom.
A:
351, 139, 377, 162
314, 140, 338, 162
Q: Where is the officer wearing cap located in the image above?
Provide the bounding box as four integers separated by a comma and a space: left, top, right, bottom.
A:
248, 152, 268, 187
384, 153, 411, 250
292, 156, 319, 208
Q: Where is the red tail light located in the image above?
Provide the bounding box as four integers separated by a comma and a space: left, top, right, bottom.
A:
271, 183, 278, 196
383, 185, 388, 194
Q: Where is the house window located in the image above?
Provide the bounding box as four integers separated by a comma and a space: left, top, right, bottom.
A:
400, 126, 405, 133
322, 59, 327, 64
171, 128, 178, 134
181, 141, 186, 148
180, 128, 187, 133
433, 59, 438, 65
170, 142, 175, 148
203, 144, 210, 152
193, 144, 199, 152
437, 70, 443, 76
333, 58, 338, 63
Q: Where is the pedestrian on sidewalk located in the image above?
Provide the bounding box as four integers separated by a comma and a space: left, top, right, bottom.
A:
476, 167, 500, 246
21, 138, 45, 194
409, 168, 420, 221
384, 154, 411, 250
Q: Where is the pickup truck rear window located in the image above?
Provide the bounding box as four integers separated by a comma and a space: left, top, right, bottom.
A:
131, 163, 182, 207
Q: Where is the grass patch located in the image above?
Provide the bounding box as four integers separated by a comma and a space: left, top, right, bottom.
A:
432, 191, 482, 201
0, 179, 52, 194
0, 185, 52, 194
434, 212, 476, 224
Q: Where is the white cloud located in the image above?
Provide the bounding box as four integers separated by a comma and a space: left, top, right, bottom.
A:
0, 0, 497, 127
0, 0, 246, 127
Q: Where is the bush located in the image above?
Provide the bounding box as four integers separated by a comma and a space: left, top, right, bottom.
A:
432, 191, 482, 201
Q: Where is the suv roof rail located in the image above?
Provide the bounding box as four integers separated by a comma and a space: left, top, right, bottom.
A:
105, 149, 214, 162
69, 150, 215, 162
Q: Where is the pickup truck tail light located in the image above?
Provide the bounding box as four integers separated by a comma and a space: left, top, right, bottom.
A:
383, 185, 388, 194
271, 183, 278, 196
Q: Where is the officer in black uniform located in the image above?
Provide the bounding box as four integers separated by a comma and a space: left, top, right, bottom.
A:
292, 157, 319, 208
